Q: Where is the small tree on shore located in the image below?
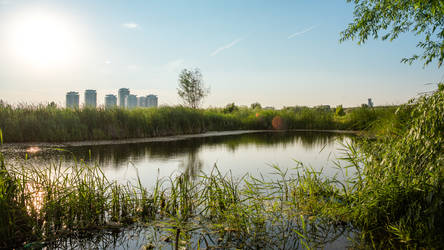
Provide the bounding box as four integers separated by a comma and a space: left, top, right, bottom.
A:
177, 68, 209, 109
335, 105, 345, 116
251, 102, 262, 109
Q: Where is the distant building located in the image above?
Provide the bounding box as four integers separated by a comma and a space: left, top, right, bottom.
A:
368, 98, 374, 108
105, 94, 117, 108
84, 89, 97, 108
66, 91, 79, 109
126, 94, 138, 109
146, 94, 158, 108
137, 96, 147, 107
118, 88, 130, 108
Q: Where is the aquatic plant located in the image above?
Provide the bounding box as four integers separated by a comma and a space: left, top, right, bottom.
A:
0, 86, 441, 248
292, 85, 444, 248
0, 103, 397, 142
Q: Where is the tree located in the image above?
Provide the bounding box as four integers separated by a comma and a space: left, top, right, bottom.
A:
250, 102, 262, 109
223, 103, 239, 113
177, 68, 209, 109
335, 105, 345, 116
340, 0, 444, 67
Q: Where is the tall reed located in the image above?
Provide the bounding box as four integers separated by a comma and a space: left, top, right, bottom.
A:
0, 103, 397, 143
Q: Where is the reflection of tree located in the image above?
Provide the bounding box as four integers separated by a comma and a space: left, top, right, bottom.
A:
178, 149, 203, 179
15, 131, 354, 170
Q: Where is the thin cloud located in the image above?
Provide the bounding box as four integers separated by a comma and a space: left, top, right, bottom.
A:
211, 37, 244, 56
288, 25, 317, 39
122, 22, 140, 29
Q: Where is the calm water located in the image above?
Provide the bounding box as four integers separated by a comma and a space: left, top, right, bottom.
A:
8, 131, 355, 187
4, 131, 357, 249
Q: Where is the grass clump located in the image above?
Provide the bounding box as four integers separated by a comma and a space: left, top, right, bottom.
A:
291, 85, 444, 248
0, 102, 397, 142
0, 152, 154, 248
1, 87, 441, 248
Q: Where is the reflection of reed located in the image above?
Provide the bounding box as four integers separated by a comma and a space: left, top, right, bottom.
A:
48, 226, 149, 249
16, 132, 353, 170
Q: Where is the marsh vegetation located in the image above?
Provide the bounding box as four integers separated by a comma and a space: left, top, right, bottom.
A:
1, 85, 442, 248
0, 102, 396, 143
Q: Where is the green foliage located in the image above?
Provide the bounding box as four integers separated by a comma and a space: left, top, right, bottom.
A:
340, 0, 444, 67
250, 102, 262, 109
335, 105, 345, 116
0, 152, 345, 249
293, 87, 444, 248
223, 102, 239, 113
177, 68, 209, 109
1, 84, 442, 248
0, 159, 155, 248
0, 103, 398, 142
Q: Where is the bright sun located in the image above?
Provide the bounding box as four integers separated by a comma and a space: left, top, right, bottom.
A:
9, 11, 81, 68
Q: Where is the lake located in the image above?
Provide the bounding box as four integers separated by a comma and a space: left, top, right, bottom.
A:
2, 131, 357, 249
5, 131, 355, 186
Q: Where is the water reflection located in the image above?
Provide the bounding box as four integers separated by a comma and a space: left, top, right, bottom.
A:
28, 131, 346, 165
179, 150, 203, 178
4, 131, 353, 184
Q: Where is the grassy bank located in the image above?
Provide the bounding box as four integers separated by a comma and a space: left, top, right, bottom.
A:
1, 86, 442, 248
0, 103, 397, 142
293, 85, 444, 248
1, 87, 441, 248
0, 147, 347, 249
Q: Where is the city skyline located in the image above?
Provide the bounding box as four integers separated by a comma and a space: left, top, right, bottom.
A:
0, 0, 442, 108
66, 87, 158, 108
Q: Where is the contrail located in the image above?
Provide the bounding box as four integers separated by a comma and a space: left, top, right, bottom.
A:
288, 25, 317, 39
211, 37, 244, 56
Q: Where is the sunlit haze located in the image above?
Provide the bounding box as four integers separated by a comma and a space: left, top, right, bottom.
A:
7, 10, 82, 68
0, 0, 442, 108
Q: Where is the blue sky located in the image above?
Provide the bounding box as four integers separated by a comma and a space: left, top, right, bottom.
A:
0, 0, 442, 108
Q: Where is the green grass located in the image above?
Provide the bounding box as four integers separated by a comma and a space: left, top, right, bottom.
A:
0, 103, 397, 142
291, 86, 444, 248
0, 154, 154, 248
0, 86, 441, 248
0, 152, 341, 249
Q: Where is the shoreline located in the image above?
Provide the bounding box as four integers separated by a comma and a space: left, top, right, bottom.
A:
0, 129, 359, 149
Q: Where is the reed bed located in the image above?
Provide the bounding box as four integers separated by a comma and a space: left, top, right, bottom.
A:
291, 86, 444, 248
0, 103, 396, 142
1, 151, 348, 249
0, 86, 441, 248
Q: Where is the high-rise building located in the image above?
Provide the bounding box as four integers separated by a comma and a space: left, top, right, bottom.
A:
66, 91, 79, 109
368, 98, 374, 108
118, 88, 130, 108
146, 94, 158, 108
126, 94, 138, 109
105, 94, 117, 108
84, 89, 97, 108
137, 96, 147, 107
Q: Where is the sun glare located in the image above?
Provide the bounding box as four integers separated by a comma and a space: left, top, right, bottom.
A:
9, 10, 81, 68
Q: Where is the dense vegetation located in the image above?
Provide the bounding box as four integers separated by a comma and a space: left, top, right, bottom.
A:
0, 103, 396, 142
293, 85, 444, 248
341, 0, 444, 67
0, 86, 442, 248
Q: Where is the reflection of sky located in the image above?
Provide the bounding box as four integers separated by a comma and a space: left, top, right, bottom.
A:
6, 132, 356, 188
101, 133, 354, 187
